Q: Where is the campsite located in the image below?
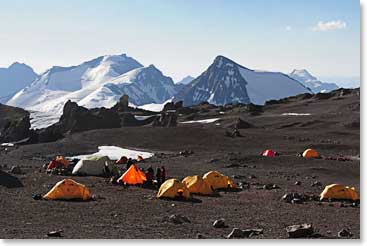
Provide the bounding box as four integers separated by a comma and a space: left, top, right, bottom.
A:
0, 88, 359, 239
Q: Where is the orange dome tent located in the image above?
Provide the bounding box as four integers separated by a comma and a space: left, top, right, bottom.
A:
43, 179, 91, 201
262, 149, 277, 157
320, 184, 359, 201
302, 149, 320, 158
117, 164, 146, 185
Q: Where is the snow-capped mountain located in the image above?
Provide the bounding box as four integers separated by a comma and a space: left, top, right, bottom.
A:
78, 64, 177, 107
288, 69, 338, 93
176, 75, 195, 85
0, 62, 38, 103
174, 56, 312, 106
7, 54, 177, 114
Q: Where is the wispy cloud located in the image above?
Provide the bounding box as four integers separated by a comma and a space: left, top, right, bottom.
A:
285, 26, 292, 31
311, 20, 347, 31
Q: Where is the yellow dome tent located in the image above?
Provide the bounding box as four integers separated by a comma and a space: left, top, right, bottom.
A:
182, 175, 214, 195
157, 179, 190, 199
43, 179, 91, 201
203, 171, 236, 190
302, 149, 320, 158
117, 164, 147, 185
320, 184, 359, 201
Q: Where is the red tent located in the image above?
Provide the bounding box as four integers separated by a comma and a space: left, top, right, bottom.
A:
262, 149, 277, 157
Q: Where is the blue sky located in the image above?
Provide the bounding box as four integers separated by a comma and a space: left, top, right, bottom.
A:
0, 0, 360, 82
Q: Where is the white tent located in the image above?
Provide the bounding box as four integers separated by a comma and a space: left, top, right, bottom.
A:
72, 155, 113, 176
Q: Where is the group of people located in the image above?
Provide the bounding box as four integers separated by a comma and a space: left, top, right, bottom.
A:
144, 166, 166, 188
116, 155, 166, 188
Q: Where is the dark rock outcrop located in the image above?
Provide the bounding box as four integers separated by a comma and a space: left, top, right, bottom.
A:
0, 104, 32, 143
162, 101, 183, 112
117, 95, 130, 112
152, 111, 177, 127
37, 100, 121, 142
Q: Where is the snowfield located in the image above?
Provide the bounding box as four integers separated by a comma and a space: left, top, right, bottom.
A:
238, 66, 310, 105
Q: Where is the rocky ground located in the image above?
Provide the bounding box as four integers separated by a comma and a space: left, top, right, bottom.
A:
0, 88, 360, 239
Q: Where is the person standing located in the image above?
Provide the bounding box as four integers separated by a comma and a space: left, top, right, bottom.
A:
156, 167, 162, 186
126, 158, 133, 170
161, 166, 166, 183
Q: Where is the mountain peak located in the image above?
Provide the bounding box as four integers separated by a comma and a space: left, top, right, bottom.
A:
177, 75, 194, 85
291, 69, 311, 76
147, 64, 158, 70
213, 55, 237, 66
8, 62, 31, 70
288, 69, 338, 93
290, 69, 317, 81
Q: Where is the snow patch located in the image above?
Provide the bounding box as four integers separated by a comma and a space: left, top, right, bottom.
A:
1, 143, 15, 147
70, 146, 154, 160
281, 113, 311, 116
138, 98, 172, 112
180, 118, 220, 124
134, 115, 158, 120
30, 111, 61, 129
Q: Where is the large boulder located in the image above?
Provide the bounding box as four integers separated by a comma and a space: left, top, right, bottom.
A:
0, 104, 32, 142
0, 170, 23, 188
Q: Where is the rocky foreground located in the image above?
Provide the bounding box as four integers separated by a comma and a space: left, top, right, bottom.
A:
0, 88, 360, 239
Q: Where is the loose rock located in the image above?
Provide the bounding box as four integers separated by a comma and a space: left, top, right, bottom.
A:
47, 230, 62, 237
291, 198, 303, 204
338, 229, 352, 238
213, 218, 226, 228
242, 228, 263, 237
166, 214, 191, 224
238, 182, 250, 190
263, 184, 279, 190
286, 224, 314, 238
10, 166, 22, 175
227, 228, 263, 239
311, 181, 322, 187
282, 192, 305, 203
227, 228, 245, 239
